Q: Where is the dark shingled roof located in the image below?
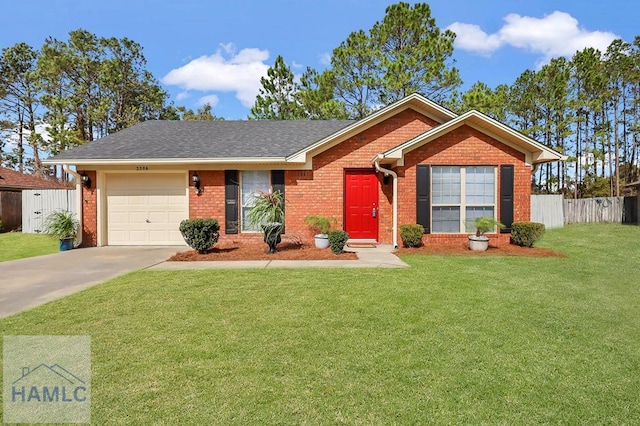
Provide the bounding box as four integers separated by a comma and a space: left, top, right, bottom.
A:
50, 120, 355, 161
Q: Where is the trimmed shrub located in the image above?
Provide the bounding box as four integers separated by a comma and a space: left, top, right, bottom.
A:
400, 224, 424, 247
179, 218, 220, 253
328, 230, 349, 255
511, 221, 545, 247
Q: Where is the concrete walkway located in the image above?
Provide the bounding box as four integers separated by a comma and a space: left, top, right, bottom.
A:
149, 244, 409, 270
0, 245, 407, 318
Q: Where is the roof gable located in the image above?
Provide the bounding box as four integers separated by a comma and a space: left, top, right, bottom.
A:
287, 93, 457, 164
378, 110, 566, 166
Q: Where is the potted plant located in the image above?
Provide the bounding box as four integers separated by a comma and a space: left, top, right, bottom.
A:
43, 210, 78, 251
304, 215, 333, 249
468, 216, 504, 251
245, 189, 285, 254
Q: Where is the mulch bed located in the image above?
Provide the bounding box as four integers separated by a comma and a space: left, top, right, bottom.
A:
396, 243, 565, 257
168, 240, 359, 261
168, 239, 565, 261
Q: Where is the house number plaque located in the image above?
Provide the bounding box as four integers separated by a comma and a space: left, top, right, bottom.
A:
136, 166, 149, 171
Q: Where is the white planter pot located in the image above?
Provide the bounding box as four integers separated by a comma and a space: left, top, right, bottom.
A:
314, 234, 330, 249
468, 235, 489, 251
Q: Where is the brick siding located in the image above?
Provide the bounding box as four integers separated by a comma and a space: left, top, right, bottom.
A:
80, 109, 532, 247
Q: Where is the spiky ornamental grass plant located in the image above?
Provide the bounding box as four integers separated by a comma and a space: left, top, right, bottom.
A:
245, 190, 285, 250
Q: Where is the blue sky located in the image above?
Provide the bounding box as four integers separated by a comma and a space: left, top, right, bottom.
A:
1, 0, 638, 120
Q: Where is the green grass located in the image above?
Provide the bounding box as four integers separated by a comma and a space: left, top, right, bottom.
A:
1, 224, 639, 423
0, 232, 58, 261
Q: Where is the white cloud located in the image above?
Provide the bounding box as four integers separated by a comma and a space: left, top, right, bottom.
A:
162, 44, 270, 108
318, 52, 331, 66
292, 60, 303, 69
198, 94, 219, 106
175, 92, 190, 102
448, 11, 619, 65
446, 22, 502, 56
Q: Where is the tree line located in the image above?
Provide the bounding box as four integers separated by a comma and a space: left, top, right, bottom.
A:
0, 29, 219, 177
250, 2, 639, 197
449, 39, 640, 197
2, 2, 638, 197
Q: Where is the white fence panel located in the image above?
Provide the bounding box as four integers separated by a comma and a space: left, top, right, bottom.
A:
22, 189, 77, 234
531, 195, 564, 228
563, 197, 624, 224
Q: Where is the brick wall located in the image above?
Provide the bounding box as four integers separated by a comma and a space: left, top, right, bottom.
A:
397, 125, 531, 246
285, 109, 438, 244
83, 109, 533, 248
192, 113, 531, 247
189, 170, 225, 222
79, 170, 97, 247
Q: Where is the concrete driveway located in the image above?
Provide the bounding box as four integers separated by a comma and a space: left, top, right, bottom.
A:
0, 246, 183, 318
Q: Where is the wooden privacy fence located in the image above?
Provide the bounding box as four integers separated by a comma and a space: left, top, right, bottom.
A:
530, 195, 564, 228
22, 189, 77, 234
531, 195, 630, 227
0, 191, 22, 231
563, 197, 625, 224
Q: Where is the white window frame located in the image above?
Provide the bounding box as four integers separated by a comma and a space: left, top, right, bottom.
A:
240, 170, 271, 233
431, 166, 498, 234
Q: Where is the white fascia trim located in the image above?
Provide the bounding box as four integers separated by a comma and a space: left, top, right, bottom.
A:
42, 157, 289, 166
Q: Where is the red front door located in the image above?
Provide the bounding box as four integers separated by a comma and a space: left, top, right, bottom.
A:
345, 170, 379, 240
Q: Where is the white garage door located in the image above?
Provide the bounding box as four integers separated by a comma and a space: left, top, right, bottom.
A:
106, 173, 188, 245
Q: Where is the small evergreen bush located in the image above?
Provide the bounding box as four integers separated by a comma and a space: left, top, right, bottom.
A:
328, 230, 349, 254
179, 218, 220, 253
511, 221, 545, 247
400, 224, 424, 247
304, 215, 332, 235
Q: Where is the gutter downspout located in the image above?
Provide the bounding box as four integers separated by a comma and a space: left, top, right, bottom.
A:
373, 154, 399, 249
63, 165, 83, 248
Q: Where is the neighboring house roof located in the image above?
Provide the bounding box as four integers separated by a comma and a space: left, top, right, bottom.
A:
378, 110, 567, 166
45, 120, 354, 165
0, 166, 68, 190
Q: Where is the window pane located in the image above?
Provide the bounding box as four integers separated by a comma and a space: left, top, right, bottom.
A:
241, 171, 270, 232
465, 166, 495, 204
432, 166, 461, 204
433, 206, 460, 233
465, 207, 495, 232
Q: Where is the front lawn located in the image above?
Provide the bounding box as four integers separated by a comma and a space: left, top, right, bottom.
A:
1, 224, 639, 423
0, 232, 58, 262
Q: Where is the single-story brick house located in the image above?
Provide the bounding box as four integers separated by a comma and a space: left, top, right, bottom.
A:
43, 94, 565, 248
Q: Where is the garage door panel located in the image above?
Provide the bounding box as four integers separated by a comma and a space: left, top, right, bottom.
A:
109, 211, 127, 225
168, 211, 186, 222
149, 230, 171, 242
128, 196, 147, 206
128, 230, 147, 243
129, 211, 149, 222
109, 196, 128, 206
148, 211, 168, 223
107, 173, 188, 246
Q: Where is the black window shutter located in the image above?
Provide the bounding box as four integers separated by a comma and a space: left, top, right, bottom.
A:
416, 164, 431, 234
225, 170, 239, 234
500, 165, 514, 233
271, 170, 285, 233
